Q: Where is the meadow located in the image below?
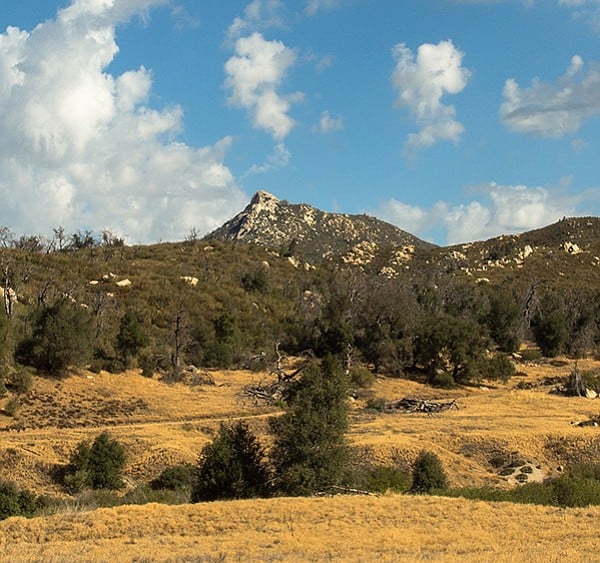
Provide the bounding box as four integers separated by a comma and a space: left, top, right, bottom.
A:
1, 355, 600, 560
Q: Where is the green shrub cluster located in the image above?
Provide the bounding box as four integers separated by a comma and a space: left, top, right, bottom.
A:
64, 432, 126, 492
446, 463, 600, 508
0, 481, 41, 521
410, 451, 449, 494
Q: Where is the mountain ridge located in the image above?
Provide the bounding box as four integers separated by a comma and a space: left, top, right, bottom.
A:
205, 190, 435, 263
205, 190, 600, 284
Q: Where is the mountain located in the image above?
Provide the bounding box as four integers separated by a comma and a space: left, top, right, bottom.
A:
205, 191, 600, 287
205, 190, 435, 263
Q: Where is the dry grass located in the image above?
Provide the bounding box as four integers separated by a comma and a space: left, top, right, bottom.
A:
1, 494, 599, 562
2, 356, 600, 560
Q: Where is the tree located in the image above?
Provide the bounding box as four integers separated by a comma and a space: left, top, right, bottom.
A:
410, 450, 448, 494
65, 431, 126, 490
16, 299, 95, 374
191, 421, 269, 502
414, 313, 488, 385
270, 356, 349, 496
486, 287, 522, 353
115, 311, 148, 368
532, 293, 568, 357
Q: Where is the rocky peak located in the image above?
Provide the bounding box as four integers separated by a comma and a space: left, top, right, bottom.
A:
250, 190, 279, 208
205, 190, 434, 264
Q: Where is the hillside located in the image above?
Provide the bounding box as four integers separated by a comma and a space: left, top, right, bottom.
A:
3, 355, 600, 496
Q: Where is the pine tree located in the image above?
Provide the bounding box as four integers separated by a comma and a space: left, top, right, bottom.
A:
116, 311, 148, 367
270, 356, 349, 496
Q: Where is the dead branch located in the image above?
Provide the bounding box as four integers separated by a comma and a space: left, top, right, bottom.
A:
378, 397, 459, 415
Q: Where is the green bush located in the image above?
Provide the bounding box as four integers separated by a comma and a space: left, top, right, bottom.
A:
191, 422, 269, 502
484, 354, 516, 382
0, 481, 40, 520
446, 463, 600, 508
431, 371, 455, 389
6, 367, 34, 394
357, 465, 411, 494
349, 365, 375, 388
151, 464, 195, 491
365, 397, 386, 411
410, 450, 448, 493
115, 311, 149, 368
65, 432, 126, 491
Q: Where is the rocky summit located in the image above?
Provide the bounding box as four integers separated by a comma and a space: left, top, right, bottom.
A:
205, 191, 600, 286
205, 190, 434, 264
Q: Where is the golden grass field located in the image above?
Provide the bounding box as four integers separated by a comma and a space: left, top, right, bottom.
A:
2, 494, 600, 562
2, 355, 600, 561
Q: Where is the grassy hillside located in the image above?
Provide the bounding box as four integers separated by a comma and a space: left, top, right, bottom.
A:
2, 356, 600, 496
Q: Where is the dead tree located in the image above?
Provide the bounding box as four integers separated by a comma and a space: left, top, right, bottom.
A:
567, 365, 587, 397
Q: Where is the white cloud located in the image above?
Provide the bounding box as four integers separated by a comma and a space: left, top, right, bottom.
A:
391, 40, 471, 156
0, 0, 247, 243
313, 110, 344, 133
224, 32, 301, 140
376, 183, 578, 244
501, 55, 600, 137
245, 142, 291, 175
305, 0, 341, 16
227, 0, 286, 41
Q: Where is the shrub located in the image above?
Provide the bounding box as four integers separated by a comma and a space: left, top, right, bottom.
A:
151, 464, 195, 491
349, 365, 375, 388
0, 481, 40, 520
484, 354, 516, 382
6, 367, 33, 394
365, 397, 386, 411
446, 463, 600, 508
191, 422, 269, 502
4, 396, 20, 417
65, 432, 126, 491
410, 450, 448, 493
348, 465, 411, 494
431, 371, 455, 389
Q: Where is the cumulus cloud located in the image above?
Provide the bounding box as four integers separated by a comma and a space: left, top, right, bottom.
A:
376, 183, 578, 244
391, 40, 471, 156
227, 0, 286, 41
313, 110, 344, 133
0, 0, 247, 243
224, 32, 302, 140
501, 55, 600, 137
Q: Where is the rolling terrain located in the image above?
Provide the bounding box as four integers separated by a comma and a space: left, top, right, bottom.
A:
1, 193, 600, 560
1, 354, 600, 560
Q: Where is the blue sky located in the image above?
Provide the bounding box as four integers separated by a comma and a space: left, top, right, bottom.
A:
0, 0, 598, 245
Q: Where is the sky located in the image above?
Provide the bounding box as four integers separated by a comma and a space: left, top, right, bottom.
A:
0, 0, 598, 245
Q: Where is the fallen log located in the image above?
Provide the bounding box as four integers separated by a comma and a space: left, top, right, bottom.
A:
380, 397, 459, 415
